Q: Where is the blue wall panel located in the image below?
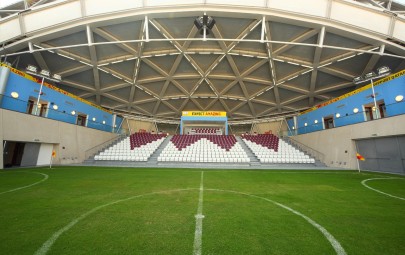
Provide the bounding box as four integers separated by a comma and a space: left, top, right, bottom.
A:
291, 74, 405, 135
1, 71, 121, 133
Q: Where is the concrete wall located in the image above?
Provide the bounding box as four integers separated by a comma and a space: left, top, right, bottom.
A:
1, 109, 117, 168
253, 120, 286, 135
127, 119, 157, 134
292, 114, 405, 170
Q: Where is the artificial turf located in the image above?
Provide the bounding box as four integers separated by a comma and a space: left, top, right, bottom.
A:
0, 166, 404, 255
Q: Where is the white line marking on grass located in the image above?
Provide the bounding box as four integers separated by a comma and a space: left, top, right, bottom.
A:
193, 172, 205, 255
206, 188, 347, 255
34, 188, 196, 255
361, 177, 405, 201
0, 172, 48, 195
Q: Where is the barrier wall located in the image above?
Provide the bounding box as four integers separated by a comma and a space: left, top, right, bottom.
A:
0, 108, 117, 169
292, 114, 405, 171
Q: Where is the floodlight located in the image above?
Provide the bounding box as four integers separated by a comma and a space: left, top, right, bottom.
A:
364, 71, 376, 80
377, 66, 390, 76
26, 65, 38, 73
353, 76, 363, 84
194, 14, 216, 35
40, 69, 50, 77
52, 74, 62, 81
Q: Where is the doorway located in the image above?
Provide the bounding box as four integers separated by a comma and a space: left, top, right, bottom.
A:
3, 141, 25, 168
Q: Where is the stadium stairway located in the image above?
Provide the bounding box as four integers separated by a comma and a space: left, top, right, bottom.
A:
281, 138, 327, 167
235, 136, 261, 166
147, 135, 172, 165
83, 135, 128, 163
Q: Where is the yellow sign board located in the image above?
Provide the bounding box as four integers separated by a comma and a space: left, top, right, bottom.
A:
182, 111, 227, 117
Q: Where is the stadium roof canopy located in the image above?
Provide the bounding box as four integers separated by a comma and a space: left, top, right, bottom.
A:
1, 0, 405, 123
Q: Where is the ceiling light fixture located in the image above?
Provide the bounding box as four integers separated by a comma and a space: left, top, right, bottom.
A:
194, 14, 216, 35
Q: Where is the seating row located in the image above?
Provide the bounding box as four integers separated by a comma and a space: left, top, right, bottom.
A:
95, 135, 166, 161
158, 136, 250, 162
261, 158, 315, 164
189, 128, 222, 135
243, 134, 279, 151
171, 134, 237, 151
242, 135, 316, 164
130, 132, 167, 149
158, 157, 249, 163
95, 155, 148, 161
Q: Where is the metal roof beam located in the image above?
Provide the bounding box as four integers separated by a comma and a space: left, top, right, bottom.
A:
273, 29, 319, 57
309, 26, 325, 105
87, 25, 101, 104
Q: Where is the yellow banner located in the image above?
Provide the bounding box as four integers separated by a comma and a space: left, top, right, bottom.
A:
1, 63, 111, 113
299, 69, 405, 115
182, 111, 227, 117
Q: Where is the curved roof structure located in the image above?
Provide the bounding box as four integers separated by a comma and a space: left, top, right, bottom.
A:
1, 0, 405, 123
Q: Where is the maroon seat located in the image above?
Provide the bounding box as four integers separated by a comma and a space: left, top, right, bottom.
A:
130, 132, 167, 150
243, 134, 279, 151
191, 128, 221, 135
170, 134, 236, 151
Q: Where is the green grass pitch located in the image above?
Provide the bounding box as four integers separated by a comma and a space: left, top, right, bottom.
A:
0, 166, 404, 255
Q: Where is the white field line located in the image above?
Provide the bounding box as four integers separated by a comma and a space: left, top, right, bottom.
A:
206, 188, 347, 255
0, 172, 48, 195
193, 172, 205, 255
34, 188, 196, 255
361, 177, 405, 201
199, 170, 375, 175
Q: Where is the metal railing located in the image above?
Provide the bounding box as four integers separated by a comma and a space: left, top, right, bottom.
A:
84, 133, 127, 159
284, 136, 325, 163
